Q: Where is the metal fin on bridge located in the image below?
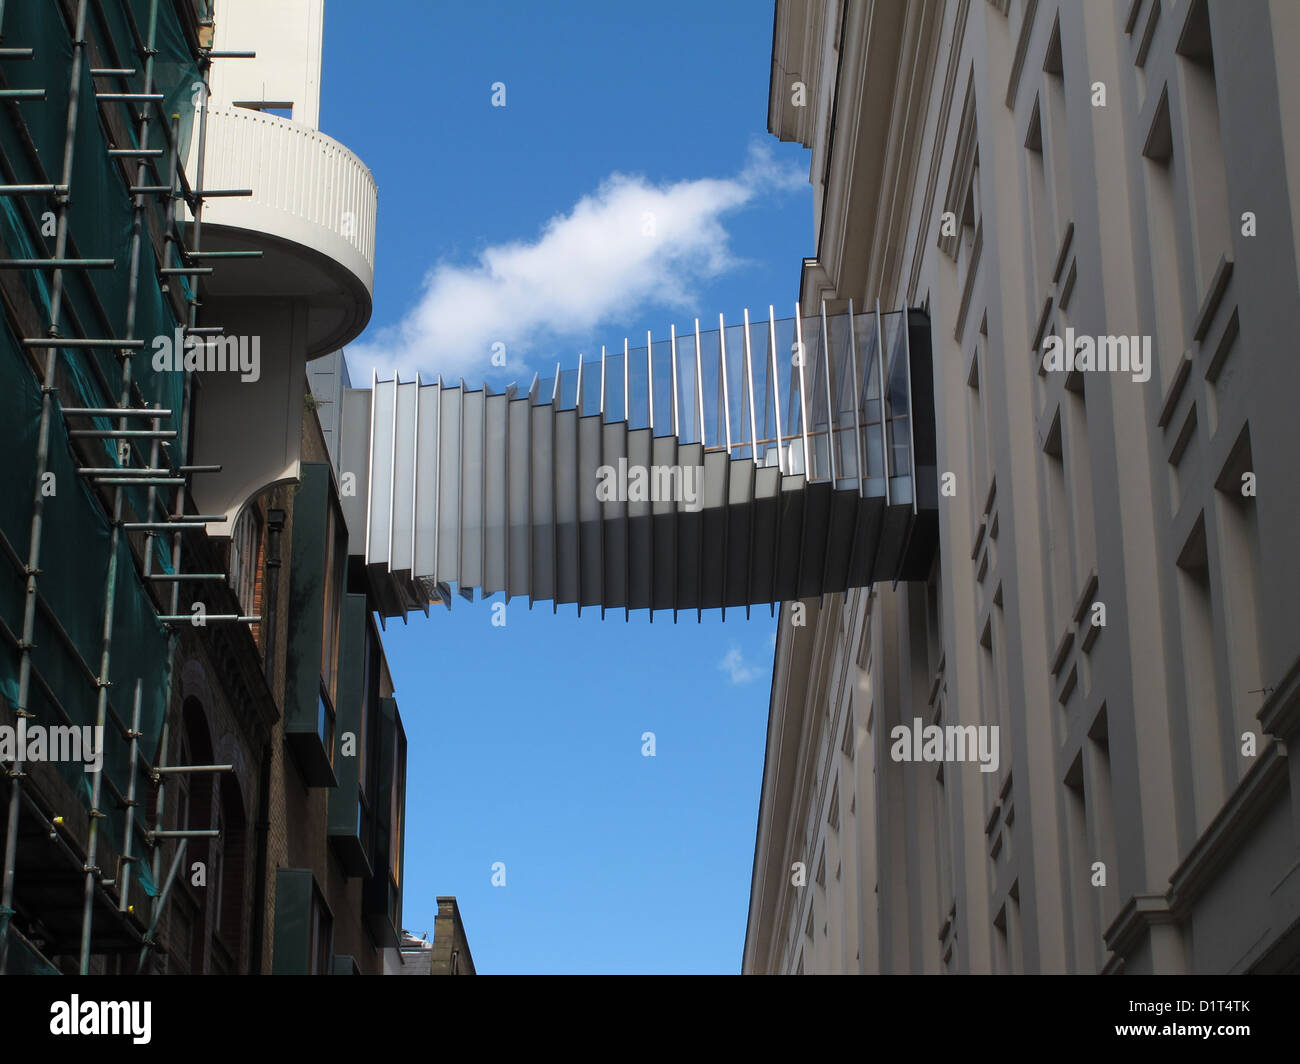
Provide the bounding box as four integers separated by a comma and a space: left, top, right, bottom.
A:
337, 302, 938, 619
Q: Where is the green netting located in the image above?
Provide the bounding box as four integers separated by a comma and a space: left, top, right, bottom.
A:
0, 0, 195, 570
1, 0, 200, 326
132, 0, 204, 171
0, 322, 166, 900
0, 196, 177, 573
0, 0, 208, 906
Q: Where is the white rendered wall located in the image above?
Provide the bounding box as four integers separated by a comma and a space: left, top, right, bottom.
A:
209, 0, 325, 129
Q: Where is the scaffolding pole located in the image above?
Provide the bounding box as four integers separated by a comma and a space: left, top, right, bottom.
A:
141, 717, 168, 973
0, 0, 91, 977
80, 0, 164, 975
0, 0, 244, 974
169, 87, 212, 618
135, 835, 184, 974
141, 34, 225, 970
117, 680, 143, 915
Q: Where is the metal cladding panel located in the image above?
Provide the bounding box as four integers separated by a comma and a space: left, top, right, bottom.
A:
752, 465, 782, 609
626, 428, 653, 610
625, 429, 653, 519
650, 435, 678, 516
773, 475, 805, 603
797, 480, 832, 599
414, 382, 440, 578
507, 398, 531, 601
699, 450, 730, 611
530, 402, 554, 604
849, 495, 887, 587
601, 420, 628, 611
675, 442, 705, 616
367, 378, 395, 567
651, 435, 678, 613
484, 393, 508, 595
726, 460, 754, 609
578, 414, 603, 609
437, 385, 461, 583
350, 308, 937, 615
389, 380, 418, 575
460, 390, 485, 591
338, 388, 372, 550
554, 409, 580, 606
823, 490, 859, 592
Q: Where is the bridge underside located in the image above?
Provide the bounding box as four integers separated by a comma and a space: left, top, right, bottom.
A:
336, 305, 938, 619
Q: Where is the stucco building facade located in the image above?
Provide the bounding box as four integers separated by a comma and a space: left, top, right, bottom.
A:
745, 0, 1300, 974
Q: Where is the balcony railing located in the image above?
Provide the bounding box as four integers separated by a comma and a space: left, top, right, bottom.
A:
523, 303, 918, 500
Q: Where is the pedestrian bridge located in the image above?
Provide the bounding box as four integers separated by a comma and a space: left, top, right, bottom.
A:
334, 303, 938, 620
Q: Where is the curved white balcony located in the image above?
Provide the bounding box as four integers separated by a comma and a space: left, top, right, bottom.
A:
185, 105, 377, 355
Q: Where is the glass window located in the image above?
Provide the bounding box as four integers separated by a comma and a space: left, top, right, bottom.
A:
359, 626, 377, 797
319, 504, 346, 705
309, 889, 333, 976
389, 723, 406, 888
228, 505, 262, 617
317, 686, 335, 765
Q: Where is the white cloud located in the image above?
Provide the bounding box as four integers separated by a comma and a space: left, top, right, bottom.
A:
348, 141, 805, 382
719, 644, 766, 686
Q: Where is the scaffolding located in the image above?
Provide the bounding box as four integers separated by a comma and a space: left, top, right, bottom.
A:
0, 0, 257, 974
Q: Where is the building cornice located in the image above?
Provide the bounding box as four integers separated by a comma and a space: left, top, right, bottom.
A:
768, 0, 827, 147
1259, 647, 1300, 742
1104, 738, 1291, 966
815, 0, 942, 307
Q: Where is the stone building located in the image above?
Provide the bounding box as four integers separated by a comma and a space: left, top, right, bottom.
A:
745, 0, 1300, 974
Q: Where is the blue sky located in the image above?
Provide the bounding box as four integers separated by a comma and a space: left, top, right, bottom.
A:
320, 1, 813, 973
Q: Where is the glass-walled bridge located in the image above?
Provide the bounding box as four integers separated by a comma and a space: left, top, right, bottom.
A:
337, 302, 939, 620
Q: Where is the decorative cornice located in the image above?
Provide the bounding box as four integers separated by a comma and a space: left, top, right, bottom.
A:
1103, 892, 1179, 958
1105, 738, 1290, 963
1170, 740, 1289, 906
1259, 647, 1300, 741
